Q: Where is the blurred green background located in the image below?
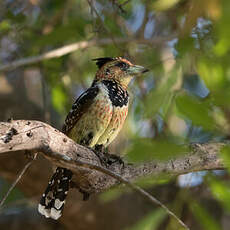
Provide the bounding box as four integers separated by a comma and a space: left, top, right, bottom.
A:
0, 0, 230, 229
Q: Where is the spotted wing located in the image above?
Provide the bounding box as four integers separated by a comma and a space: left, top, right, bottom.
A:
62, 86, 99, 135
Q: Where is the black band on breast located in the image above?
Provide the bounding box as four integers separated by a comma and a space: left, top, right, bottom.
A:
102, 80, 129, 107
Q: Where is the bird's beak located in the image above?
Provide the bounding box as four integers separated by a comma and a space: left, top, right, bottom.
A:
127, 65, 149, 75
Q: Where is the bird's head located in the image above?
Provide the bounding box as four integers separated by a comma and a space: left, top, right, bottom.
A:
93, 57, 148, 88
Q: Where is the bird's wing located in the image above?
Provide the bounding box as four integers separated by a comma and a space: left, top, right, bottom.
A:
62, 86, 99, 135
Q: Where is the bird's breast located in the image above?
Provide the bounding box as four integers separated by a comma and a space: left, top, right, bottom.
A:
101, 80, 129, 107
95, 81, 129, 147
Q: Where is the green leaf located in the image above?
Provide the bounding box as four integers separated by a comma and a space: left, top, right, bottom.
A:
144, 68, 180, 118
0, 20, 11, 32
126, 208, 167, 230
152, 0, 180, 11
99, 187, 125, 203
51, 85, 68, 114
190, 201, 222, 230
197, 59, 226, 90
144, 90, 170, 117
208, 177, 230, 212
220, 145, 230, 173
176, 93, 216, 131
213, 0, 230, 56
34, 20, 87, 47
135, 174, 172, 188
175, 37, 195, 57
126, 138, 188, 162
210, 89, 230, 107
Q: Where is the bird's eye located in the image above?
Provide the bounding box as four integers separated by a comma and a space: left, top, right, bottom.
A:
115, 62, 129, 70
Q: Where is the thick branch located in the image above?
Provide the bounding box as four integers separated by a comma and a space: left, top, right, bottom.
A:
0, 37, 175, 72
0, 120, 225, 194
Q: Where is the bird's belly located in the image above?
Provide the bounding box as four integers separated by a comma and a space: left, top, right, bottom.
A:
68, 97, 113, 147
97, 105, 128, 147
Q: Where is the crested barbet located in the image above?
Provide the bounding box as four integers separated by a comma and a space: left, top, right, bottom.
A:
38, 57, 148, 219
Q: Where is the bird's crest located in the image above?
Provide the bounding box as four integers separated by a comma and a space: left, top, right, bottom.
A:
92, 57, 116, 68
93, 57, 133, 69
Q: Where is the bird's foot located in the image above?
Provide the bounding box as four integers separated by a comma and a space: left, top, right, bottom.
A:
92, 147, 109, 166
92, 145, 125, 168
105, 153, 124, 167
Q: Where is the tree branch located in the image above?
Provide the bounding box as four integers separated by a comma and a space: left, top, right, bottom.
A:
0, 120, 225, 195
0, 120, 194, 229
0, 37, 175, 72
0, 120, 226, 230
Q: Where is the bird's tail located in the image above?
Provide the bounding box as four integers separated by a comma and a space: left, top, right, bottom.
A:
38, 167, 73, 219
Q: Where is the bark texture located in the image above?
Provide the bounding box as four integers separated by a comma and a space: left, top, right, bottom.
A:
0, 120, 225, 194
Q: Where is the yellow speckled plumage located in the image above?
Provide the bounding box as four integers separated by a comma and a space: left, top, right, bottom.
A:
68, 83, 114, 147
68, 80, 129, 148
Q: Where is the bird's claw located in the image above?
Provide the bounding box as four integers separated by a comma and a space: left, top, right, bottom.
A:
106, 153, 125, 168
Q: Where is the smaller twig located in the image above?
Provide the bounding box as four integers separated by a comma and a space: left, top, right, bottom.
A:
120, 0, 130, 6
0, 40, 94, 72
0, 37, 174, 72
93, 165, 189, 229
111, 0, 130, 14
0, 156, 36, 208
132, 184, 189, 229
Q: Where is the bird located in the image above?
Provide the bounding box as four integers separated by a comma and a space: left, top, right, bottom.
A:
38, 57, 148, 219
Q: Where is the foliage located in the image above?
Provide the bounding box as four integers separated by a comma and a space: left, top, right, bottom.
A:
1, 0, 230, 229
126, 208, 167, 230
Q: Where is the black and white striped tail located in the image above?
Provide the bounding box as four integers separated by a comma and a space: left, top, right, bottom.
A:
38, 167, 73, 220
